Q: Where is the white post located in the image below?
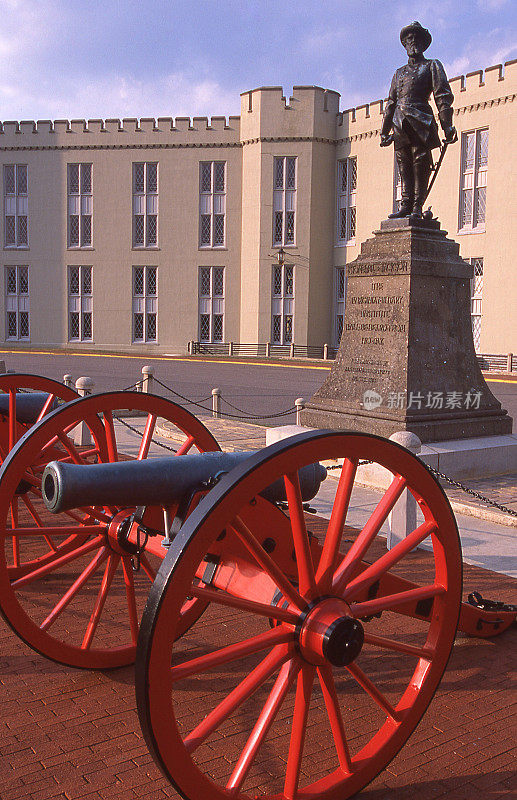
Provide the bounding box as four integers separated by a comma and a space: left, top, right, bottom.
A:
74, 377, 95, 446
212, 387, 221, 419
141, 365, 154, 393
265, 342, 271, 358
63, 374, 73, 388
323, 343, 329, 360
507, 353, 513, 373
387, 432, 422, 550
228, 341, 234, 356
295, 397, 305, 426
289, 343, 295, 358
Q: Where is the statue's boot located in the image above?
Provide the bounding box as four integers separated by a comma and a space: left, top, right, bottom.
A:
411, 154, 432, 218
388, 148, 414, 218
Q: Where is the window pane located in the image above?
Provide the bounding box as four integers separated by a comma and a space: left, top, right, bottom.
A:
214, 162, 225, 192
7, 311, 17, 337
146, 214, 157, 245
134, 163, 145, 193
475, 187, 486, 225
146, 163, 157, 194
81, 215, 92, 246
200, 162, 211, 193
200, 268, 210, 296
213, 215, 224, 245
464, 133, 475, 171
134, 215, 145, 245
146, 267, 157, 296
69, 312, 80, 340
146, 313, 157, 341
19, 311, 29, 338
273, 266, 282, 296
284, 266, 293, 296
69, 215, 80, 246
274, 158, 284, 190
272, 315, 281, 342
274, 211, 283, 244
213, 268, 224, 296
17, 216, 28, 245
285, 211, 295, 244
339, 207, 347, 240
68, 164, 80, 193
17, 166, 27, 195
19, 267, 29, 294
7, 268, 17, 294
477, 129, 489, 168
286, 158, 296, 189
348, 157, 357, 191
81, 164, 92, 193
348, 206, 356, 239
284, 315, 293, 342
200, 314, 210, 341
69, 267, 80, 294
338, 269, 345, 299
82, 312, 92, 340
339, 161, 347, 193
200, 215, 211, 245
461, 189, 472, 228
134, 267, 144, 295
336, 315, 344, 342
5, 217, 16, 245
213, 314, 223, 341
82, 266, 92, 294
134, 313, 144, 340
4, 165, 15, 195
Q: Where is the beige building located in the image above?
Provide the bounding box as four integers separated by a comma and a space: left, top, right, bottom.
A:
1, 59, 515, 360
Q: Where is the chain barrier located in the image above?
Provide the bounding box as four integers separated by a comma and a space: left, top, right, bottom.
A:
111, 413, 179, 454
153, 376, 297, 421
326, 460, 517, 518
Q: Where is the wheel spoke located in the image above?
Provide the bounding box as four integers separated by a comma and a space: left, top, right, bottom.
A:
317, 665, 353, 773
10, 497, 20, 567
9, 389, 17, 450
40, 546, 109, 631
35, 393, 56, 423
189, 584, 299, 624
231, 515, 306, 611
363, 632, 433, 660
103, 411, 119, 462
351, 583, 445, 618
284, 664, 315, 799
121, 557, 139, 645
346, 662, 398, 721
176, 435, 195, 456
81, 554, 120, 649
342, 520, 437, 602
183, 644, 291, 754
171, 627, 293, 683
56, 431, 89, 465
284, 471, 316, 597
11, 535, 105, 589
226, 658, 300, 793
8, 524, 104, 538
332, 474, 407, 595
316, 458, 358, 592
137, 414, 157, 460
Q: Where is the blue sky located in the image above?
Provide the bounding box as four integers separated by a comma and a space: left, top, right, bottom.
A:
1, 0, 515, 121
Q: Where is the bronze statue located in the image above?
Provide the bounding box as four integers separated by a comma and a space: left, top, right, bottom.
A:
380, 21, 457, 219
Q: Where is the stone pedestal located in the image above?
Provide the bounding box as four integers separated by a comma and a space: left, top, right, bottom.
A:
301, 217, 512, 442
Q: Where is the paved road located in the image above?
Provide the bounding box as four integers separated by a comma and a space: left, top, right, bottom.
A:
1, 348, 516, 428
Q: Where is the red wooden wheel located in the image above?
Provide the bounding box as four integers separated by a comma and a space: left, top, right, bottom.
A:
0, 373, 78, 578
0, 391, 220, 669
137, 430, 462, 800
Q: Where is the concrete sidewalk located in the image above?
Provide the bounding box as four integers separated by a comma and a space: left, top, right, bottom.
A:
116, 415, 517, 579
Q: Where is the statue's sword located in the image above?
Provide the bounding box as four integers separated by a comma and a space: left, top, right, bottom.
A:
424, 136, 455, 202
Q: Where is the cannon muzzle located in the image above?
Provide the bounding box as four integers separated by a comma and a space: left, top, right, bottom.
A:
42, 451, 327, 513
0, 392, 58, 424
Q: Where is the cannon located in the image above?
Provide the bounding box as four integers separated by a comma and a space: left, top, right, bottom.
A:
0, 390, 515, 799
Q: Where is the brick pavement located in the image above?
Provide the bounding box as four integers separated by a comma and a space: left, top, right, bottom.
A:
1, 516, 515, 800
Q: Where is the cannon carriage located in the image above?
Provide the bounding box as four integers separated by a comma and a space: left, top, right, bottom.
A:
0, 385, 514, 800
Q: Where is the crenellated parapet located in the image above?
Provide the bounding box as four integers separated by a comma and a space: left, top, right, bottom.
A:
0, 115, 242, 150
239, 85, 340, 144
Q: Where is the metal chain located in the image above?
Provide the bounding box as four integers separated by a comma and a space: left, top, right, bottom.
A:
112, 413, 179, 454
326, 461, 517, 518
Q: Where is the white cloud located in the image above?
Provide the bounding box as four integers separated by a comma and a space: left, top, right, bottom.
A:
444, 29, 517, 77
0, 71, 240, 121
477, 0, 509, 10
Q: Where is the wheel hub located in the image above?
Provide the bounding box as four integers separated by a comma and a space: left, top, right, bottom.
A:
298, 598, 364, 667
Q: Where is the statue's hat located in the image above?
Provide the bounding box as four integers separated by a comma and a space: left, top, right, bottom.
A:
400, 21, 432, 51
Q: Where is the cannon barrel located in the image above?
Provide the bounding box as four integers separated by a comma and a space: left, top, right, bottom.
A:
42, 451, 327, 513
0, 392, 58, 424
